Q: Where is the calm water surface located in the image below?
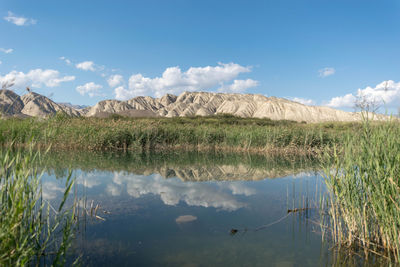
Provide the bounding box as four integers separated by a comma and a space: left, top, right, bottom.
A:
41, 151, 334, 266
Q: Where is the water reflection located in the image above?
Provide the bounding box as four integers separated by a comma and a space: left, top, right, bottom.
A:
115, 172, 252, 210
42, 181, 65, 200
46, 171, 256, 211
38, 151, 330, 266
41, 150, 319, 181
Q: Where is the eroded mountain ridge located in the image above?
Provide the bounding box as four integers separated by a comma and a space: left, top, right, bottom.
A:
0, 89, 370, 122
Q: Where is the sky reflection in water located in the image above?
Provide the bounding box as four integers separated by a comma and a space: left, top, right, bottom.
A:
40, 152, 328, 266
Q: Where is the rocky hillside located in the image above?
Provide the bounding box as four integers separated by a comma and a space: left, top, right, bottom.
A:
86, 91, 365, 122
0, 89, 378, 122
0, 90, 83, 117
0, 90, 25, 116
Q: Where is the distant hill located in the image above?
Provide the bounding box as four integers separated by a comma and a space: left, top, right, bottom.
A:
58, 102, 88, 110
0, 89, 384, 122
0, 90, 82, 117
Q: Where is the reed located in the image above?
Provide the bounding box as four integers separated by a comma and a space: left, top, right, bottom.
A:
321, 115, 400, 262
0, 144, 77, 266
0, 114, 355, 154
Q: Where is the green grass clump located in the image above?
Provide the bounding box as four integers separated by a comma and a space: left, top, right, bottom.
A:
0, 145, 77, 266
322, 116, 400, 261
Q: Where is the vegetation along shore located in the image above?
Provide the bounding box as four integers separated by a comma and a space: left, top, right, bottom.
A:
0, 113, 365, 155
1, 111, 400, 263
321, 116, 400, 261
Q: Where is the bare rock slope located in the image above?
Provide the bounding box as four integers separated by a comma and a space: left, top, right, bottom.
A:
0, 90, 380, 122
0, 90, 83, 117
86, 91, 367, 123
0, 90, 25, 116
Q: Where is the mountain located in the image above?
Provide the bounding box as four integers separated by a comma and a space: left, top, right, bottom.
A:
0, 89, 383, 122
0, 89, 25, 116
0, 90, 82, 117
58, 102, 88, 110
86, 91, 367, 123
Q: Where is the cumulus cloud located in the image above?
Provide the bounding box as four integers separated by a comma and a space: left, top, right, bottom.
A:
76, 82, 103, 97
326, 93, 356, 108
0, 69, 75, 88
0, 48, 13, 54
292, 97, 315, 106
114, 62, 256, 100
107, 74, 124, 87
326, 80, 400, 108
4, 11, 36, 26
319, 67, 335, 77
59, 56, 72, 65
218, 79, 259, 93
76, 61, 96, 71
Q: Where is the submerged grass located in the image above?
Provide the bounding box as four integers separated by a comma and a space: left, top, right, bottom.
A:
0, 144, 77, 266
321, 115, 400, 262
0, 114, 357, 154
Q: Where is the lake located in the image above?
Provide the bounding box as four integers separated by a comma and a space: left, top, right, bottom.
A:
38, 151, 353, 266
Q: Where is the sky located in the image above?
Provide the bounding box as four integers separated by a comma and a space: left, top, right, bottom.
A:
0, 0, 399, 113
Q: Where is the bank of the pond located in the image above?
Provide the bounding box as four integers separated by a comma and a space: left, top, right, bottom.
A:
0, 147, 77, 266
0, 114, 359, 155
321, 118, 400, 262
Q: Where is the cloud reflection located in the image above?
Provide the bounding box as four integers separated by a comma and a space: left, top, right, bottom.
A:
113, 172, 249, 211
42, 181, 64, 200
42, 170, 258, 211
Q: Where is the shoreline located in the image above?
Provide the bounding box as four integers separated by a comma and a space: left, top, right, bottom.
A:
0, 115, 359, 155
5, 114, 393, 158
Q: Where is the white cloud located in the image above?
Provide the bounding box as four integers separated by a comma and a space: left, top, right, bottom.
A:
218, 79, 259, 93
114, 86, 130, 99
76, 61, 96, 71
326, 93, 356, 108
319, 67, 335, 78
0, 69, 75, 88
107, 74, 124, 87
326, 80, 400, 108
115, 62, 255, 100
76, 82, 103, 97
59, 56, 72, 65
0, 48, 13, 54
292, 97, 315, 106
4, 11, 36, 26
0, 61, 2, 65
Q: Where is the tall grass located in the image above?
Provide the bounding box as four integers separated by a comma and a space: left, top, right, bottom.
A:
0, 144, 77, 266
321, 116, 400, 261
0, 114, 355, 154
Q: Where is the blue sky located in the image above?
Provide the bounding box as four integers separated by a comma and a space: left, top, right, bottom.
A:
0, 0, 399, 112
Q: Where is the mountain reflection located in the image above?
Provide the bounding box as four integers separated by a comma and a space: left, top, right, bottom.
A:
42, 150, 319, 181
40, 151, 318, 211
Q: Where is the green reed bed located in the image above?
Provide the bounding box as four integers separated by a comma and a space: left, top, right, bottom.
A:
322, 117, 400, 261
0, 114, 353, 154
0, 145, 77, 266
